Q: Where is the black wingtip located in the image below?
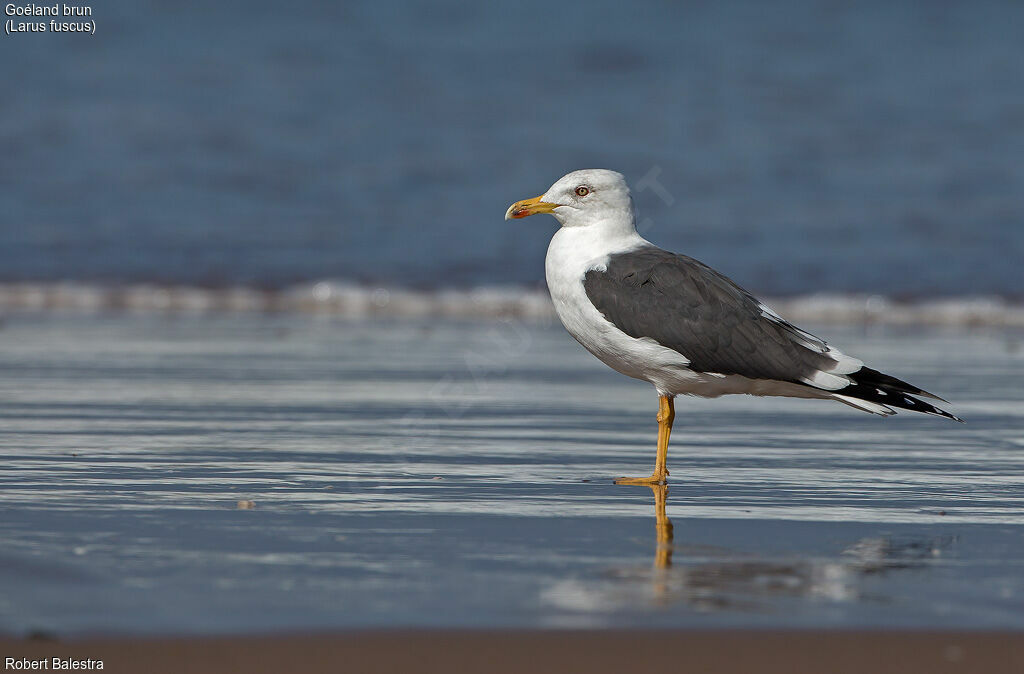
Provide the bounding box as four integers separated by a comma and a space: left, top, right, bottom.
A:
912, 402, 963, 423
919, 404, 963, 423
844, 367, 962, 419
854, 366, 946, 401
909, 397, 963, 423
833, 375, 962, 422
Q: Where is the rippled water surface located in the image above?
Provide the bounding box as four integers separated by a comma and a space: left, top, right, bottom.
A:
0, 315, 1022, 635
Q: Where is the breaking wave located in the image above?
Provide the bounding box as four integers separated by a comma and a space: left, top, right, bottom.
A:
0, 282, 1022, 327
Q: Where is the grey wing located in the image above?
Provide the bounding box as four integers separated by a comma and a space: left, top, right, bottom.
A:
583, 248, 836, 383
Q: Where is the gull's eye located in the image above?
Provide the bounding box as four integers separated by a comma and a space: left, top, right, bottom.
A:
575, 186, 590, 197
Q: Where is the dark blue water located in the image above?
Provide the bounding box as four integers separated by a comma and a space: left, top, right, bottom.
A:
2, 1, 1022, 296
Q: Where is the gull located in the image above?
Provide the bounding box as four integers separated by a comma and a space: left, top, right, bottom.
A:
506, 169, 961, 485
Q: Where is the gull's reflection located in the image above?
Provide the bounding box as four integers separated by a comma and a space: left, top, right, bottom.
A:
652, 484, 673, 570
650, 485, 673, 604
543, 485, 954, 615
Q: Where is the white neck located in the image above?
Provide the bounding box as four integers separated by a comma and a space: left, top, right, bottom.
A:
545, 219, 648, 285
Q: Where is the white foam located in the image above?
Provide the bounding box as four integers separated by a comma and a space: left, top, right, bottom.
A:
0, 282, 1021, 327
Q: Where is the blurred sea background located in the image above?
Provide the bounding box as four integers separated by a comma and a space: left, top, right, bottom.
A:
1, 0, 1022, 310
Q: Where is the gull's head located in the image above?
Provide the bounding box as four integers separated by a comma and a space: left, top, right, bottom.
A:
505, 169, 633, 228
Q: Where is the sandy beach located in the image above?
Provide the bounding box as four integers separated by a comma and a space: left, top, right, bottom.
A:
3, 630, 1023, 674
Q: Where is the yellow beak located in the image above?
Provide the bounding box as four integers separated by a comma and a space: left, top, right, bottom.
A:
504, 195, 559, 220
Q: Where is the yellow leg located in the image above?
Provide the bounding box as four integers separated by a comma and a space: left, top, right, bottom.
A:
615, 395, 674, 485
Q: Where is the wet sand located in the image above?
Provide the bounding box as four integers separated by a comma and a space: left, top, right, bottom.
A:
0, 314, 1022, 638
2, 630, 1023, 674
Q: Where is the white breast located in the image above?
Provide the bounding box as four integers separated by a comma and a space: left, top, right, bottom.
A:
544, 227, 699, 394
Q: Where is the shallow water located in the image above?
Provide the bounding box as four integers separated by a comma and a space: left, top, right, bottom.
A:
0, 314, 1022, 635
